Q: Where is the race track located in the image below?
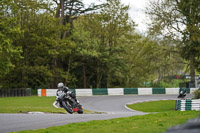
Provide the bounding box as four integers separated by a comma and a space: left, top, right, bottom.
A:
0, 95, 192, 133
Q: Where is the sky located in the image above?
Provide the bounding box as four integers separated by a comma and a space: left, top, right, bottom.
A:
82, 0, 150, 33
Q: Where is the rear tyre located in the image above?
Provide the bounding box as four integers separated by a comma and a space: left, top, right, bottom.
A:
77, 104, 83, 114
62, 101, 73, 114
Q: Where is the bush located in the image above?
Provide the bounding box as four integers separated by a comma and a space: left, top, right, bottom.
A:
193, 88, 200, 99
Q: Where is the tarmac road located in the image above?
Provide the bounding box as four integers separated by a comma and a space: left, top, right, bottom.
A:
0, 94, 192, 133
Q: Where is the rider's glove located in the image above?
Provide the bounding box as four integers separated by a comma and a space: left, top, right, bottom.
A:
56, 96, 61, 101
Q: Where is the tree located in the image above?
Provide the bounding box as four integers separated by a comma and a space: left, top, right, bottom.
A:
146, 0, 200, 87
51, 0, 105, 88
72, 16, 100, 88
1, 0, 187, 89
0, 0, 70, 89
0, 0, 22, 77
53, 0, 104, 38
95, 0, 135, 88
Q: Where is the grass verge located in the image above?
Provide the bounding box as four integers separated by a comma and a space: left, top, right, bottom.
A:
0, 96, 93, 114
127, 100, 176, 112
17, 111, 200, 133
16, 100, 200, 133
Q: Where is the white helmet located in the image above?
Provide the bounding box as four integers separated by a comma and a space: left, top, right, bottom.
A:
57, 83, 64, 88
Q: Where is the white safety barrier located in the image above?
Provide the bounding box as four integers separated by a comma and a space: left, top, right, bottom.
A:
138, 88, 152, 95
166, 88, 179, 94
75, 89, 93, 96
192, 99, 200, 111
108, 88, 124, 95
178, 99, 200, 111
46, 89, 57, 96
38, 89, 41, 96
38, 88, 199, 97
192, 100, 200, 111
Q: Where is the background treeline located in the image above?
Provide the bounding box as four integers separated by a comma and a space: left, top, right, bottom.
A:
0, 0, 199, 90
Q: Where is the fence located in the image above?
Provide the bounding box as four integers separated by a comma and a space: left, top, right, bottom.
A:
38, 88, 199, 96
176, 99, 200, 111
0, 88, 31, 97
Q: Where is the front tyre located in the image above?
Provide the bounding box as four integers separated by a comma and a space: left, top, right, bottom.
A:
62, 101, 73, 114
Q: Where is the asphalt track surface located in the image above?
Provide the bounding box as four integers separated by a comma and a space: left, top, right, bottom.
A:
0, 94, 193, 133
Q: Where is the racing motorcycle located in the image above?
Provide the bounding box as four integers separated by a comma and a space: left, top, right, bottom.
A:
53, 91, 83, 114
177, 89, 186, 99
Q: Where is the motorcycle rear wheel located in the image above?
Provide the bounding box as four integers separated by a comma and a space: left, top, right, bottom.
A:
62, 101, 73, 114
77, 104, 83, 114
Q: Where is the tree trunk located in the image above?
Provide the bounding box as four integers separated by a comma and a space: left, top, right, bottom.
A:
83, 63, 87, 88
96, 61, 102, 88
190, 54, 196, 88
55, 4, 60, 18
106, 70, 111, 88
60, 0, 65, 25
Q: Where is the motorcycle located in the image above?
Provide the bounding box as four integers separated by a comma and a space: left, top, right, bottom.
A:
53, 91, 84, 114
177, 89, 186, 99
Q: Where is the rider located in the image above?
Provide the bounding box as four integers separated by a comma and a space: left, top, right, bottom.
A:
56, 82, 77, 102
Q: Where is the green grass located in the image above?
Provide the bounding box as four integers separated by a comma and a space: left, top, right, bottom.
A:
15, 100, 200, 133
0, 96, 93, 114
127, 100, 176, 112
0, 96, 66, 113
17, 111, 200, 133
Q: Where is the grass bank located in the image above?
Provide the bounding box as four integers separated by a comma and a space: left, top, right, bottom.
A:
0, 96, 93, 114
16, 100, 200, 133
17, 111, 200, 133
127, 100, 176, 112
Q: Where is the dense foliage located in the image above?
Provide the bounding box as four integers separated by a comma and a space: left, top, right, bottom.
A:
146, 0, 200, 87
0, 0, 193, 89
193, 88, 200, 99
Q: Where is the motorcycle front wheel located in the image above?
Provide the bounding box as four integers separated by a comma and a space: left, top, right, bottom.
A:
62, 100, 73, 114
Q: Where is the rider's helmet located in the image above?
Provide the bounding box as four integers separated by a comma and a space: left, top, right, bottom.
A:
57, 82, 64, 90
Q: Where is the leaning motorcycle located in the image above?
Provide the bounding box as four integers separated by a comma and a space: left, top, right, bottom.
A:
53, 91, 84, 114
177, 89, 186, 99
